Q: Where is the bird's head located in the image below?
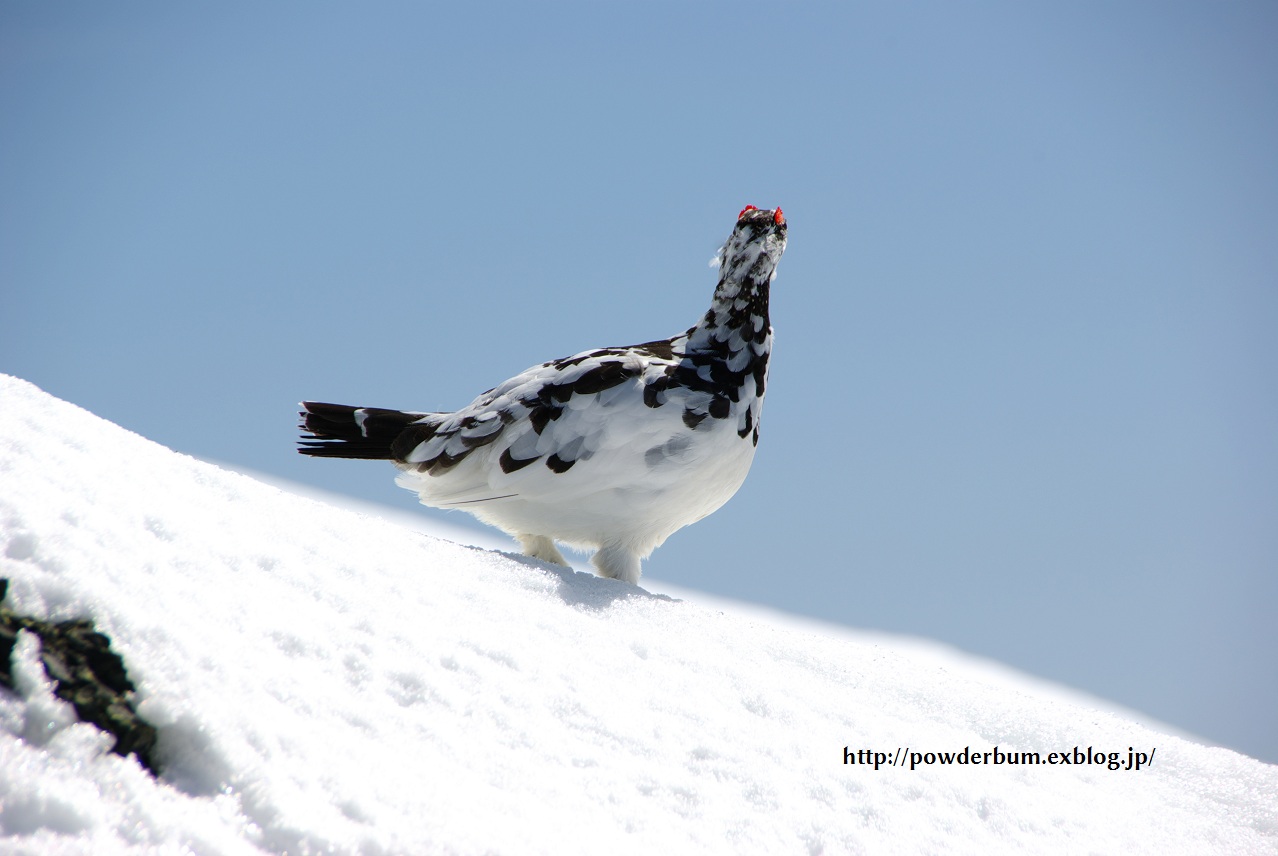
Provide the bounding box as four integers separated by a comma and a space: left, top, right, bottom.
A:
713, 205, 788, 285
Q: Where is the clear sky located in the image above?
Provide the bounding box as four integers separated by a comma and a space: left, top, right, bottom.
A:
2, 2, 1275, 764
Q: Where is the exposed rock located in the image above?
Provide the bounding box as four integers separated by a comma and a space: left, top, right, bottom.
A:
0, 578, 160, 775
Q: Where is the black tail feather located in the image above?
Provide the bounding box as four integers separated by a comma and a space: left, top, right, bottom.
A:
298, 402, 426, 460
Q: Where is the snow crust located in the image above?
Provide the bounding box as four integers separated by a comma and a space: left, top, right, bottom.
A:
1, 374, 1275, 854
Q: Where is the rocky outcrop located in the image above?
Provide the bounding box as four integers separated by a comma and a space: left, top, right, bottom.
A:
0, 578, 159, 776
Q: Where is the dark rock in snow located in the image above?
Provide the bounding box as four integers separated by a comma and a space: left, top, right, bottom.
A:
0, 577, 160, 776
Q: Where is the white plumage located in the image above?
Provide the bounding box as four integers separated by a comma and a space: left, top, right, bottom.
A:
300, 205, 787, 584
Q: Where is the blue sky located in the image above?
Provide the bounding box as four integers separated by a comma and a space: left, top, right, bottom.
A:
3, 3, 1275, 764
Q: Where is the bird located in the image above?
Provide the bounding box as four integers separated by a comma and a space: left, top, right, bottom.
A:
298, 204, 787, 584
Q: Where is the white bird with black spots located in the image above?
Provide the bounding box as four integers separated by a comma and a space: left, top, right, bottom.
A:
299, 205, 788, 584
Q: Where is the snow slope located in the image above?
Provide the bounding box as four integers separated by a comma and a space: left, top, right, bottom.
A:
0, 374, 1275, 855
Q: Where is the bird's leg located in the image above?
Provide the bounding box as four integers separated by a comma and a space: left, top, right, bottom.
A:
591, 544, 642, 585
516, 534, 569, 567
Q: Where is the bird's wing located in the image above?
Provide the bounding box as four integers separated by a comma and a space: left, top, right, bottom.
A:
393, 343, 690, 505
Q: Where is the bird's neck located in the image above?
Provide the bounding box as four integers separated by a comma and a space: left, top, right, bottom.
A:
685, 270, 772, 357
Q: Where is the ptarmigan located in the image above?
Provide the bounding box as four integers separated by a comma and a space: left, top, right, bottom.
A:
298, 205, 787, 584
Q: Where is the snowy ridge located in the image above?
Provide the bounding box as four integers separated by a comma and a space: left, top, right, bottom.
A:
0, 374, 1275, 854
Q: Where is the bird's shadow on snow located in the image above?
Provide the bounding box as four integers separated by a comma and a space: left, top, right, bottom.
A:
497, 551, 679, 611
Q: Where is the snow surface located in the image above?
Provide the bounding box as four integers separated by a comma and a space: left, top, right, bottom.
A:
0, 373, 1275, 855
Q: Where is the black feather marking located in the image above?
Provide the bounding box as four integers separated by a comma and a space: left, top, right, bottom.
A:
544, 383, 575, 404
460, 429, 502, 450
709, 397, 730, 420
389, 422, 440, 460
643, 377, 670, 408
669, 366, 710, 396
500, 448, 539, 473
738, 407, 753, 439
634, 339, 675, 360
457, 414, 505, 448
682, 410, 707, 430
529, 405, 562, 435
571, 361, 637, 395
753, 362, 767, 396
552, 348, 616, 369
546, 454, 575, 474
709, 360, 739, 386
411, 450, 461, 475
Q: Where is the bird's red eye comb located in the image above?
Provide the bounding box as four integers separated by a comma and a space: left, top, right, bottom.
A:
738, 204, 784, 226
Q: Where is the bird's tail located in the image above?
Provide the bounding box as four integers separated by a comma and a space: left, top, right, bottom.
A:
297, 402, 429, 460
